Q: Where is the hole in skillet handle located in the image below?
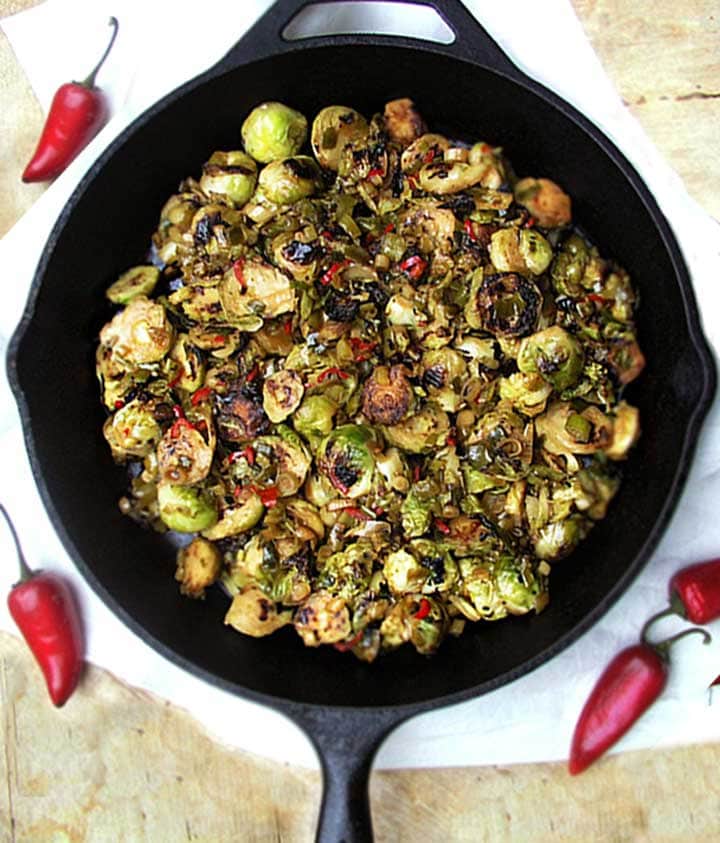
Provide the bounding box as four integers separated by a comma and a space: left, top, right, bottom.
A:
212, 0, 523, 78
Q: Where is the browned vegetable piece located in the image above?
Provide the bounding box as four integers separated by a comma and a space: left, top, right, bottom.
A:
157, 425, 214, 485
383, 98, 427, 147
293, 591, 352, 646
175, 537, 222, 598
225, 586, 292, 637
215, 388, 269, 443
514, 177, 572, 228
361, 365, 413, 426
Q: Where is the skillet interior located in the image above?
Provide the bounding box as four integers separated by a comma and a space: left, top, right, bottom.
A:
10, 44, 711, 708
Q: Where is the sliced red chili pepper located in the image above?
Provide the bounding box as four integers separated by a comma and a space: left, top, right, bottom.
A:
321, 230, 333, 240
413, 465, 422, 483
399, 255, 428, 281
243, 446, 255, 466
233, 485, 242, 499
423, 149, 436, 164
569, 628, 710, 775
250, 485, 279, 508
113, 399, 125, 409
333, 629, 364, 653
434, 519, 451, 535
123, 427, 131, 437
172, 404, 186, 419
524, 216, 536, 228
320, 261, 348, 286
587, 293, 607, 305
1, 504, 84, 707
329, 473, 350, 497
414, 598, 431, 620
190, 386, 212, 405
349, 337, 377, 362
246, 365, 259, 383
344, 507, 371, 521
464, 218, 477, 241
170, 418, 193, 439
22, 18, 118, 183
407, 174, 419, 190
168, 370, 184, 389
232, 259, 247, 291
383, 223, 395, 234
283, 318, 293, 335
317, 367, 350, 383
446, 435, 457, 447
212, 334, 226, 345
194, 419, 208, 434
367, 167, 384, 178
374, 507, 385, 516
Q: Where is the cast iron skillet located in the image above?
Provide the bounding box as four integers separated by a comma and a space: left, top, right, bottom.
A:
7, 1, 716, 840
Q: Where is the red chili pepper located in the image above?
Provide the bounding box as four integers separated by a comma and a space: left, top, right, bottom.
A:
172, 404, 186, 419
251, 485, 279, 508
283, 318, 293, 335
170, 418, 193, 439
367, 167, 384, 179
414, 598, 431, 620
464, 219, 477, 241
190, 386, 212, 405
233, 259, 247, 291
587, 293, 607, 305
399, 255, 427, 281
243, 446, 255, 466
320, 261, 348, 286
246, 365, 259, 383
349, 337, 377, 362
407, 174, 419, 190
343, 507, 371, 521
644, 558, 720, 631
212, 334, 226, 345
1, 504, 83, 707
423, 150, 436, 164
321, 230, 333, 240
446, 434, 457, 447
317, 367, 350, 383
524, 216, 536, 228
435, 519, 451, 535
413, 465, 422, 483
22, 18, 118, 183
374, 507, 385, 517
569, 628, 710, 775
168, 369, 184, 389
334, 629, 365, 652
113, 399, 124, 409
383, 223, 395, 234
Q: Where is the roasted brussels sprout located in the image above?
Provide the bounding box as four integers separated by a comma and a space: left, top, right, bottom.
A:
311, 106, 369, 170
200, 150, 258, 206
158, 484, 218, 533
318, 425, 377, 497
257, 156, 321, 205
514, 177, 572, 228
106, 265, 159, 304
517, 326, 585, 391
175, 538, 222, 598
241, 101, 307, 163
99, 96, 643, 662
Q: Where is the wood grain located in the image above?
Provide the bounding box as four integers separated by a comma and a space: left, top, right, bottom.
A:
2, 1, 720, 841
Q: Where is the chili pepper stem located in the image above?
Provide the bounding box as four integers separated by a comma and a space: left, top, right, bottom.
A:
79, 17, 119, 89
640, 592, 690, 643
651, 626, 711, 661
0, 503, 34, 583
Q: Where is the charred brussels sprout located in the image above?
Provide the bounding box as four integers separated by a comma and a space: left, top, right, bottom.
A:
103, 398, 162, 460
517, 326, 585, 391
99, 296, 174, 365
158, 484, 218, 533
263, 369, 305, 423
465, 270, 541, 338
294, 591, 352, 646
202, 488, 264, 540
489, 228, 553, 276
225, 586, 292, 637
293, 395, 337, 445
257, 156, 321, 205
382, 403, 450, 454
417, 160, 500, 194
457, 555, 546, 620
241, 102, 307, 163
361, 365, 413, 426
383, 98, 426, 147
318, 425, 377, 498
550, 233, 589, 297
200, 150, 258, 206
311, 106, 369, 170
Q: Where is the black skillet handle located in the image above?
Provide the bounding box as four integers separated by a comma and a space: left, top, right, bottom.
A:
290, 705, 410, 843
213, 0, 523, 78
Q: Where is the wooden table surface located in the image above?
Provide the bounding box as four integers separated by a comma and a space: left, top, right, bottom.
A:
1, 2, 719, 841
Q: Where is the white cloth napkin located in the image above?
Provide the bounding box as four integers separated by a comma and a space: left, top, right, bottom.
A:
2, 0, 720, 771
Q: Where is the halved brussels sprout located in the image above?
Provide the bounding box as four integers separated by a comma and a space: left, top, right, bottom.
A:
488, 228, 553, 276
383, 97, 426, 146
361, 365, 413, 426
201, 488, 264, 540
293, 591, 352, 646
514, 177, 571, 228
99, 295, 174, 365
157, 417, 215, 486
465, 405, 533, 480
200, 150, 258, 206
103, 398, 162, 460
536, 401, 612, 457
270, 230, 320, 283
533, 516, 590, 561
379, 595, 448, 655
257, 429, 312, 497
106, 265, 160, 304
464, 269, 541, 338
417, 160, 501, 194
457, 554, 546, 619
175, 537, 222, 598
241, 102, 307, 163
318, 425, 377, 498
311, 106, 369, 170
158, 484, 218, 533
215, 387, 269, 443
498, 372, 553, 417
168, 334, 205, 392
257, 156, 321, 205
316, 542, 375, 603
401, 484, 433, 538
606, 401, 640, 460
384, 549, 427, 595
382, 403, 450, 454
219, 257, 296, 320
293, 395, 337, 445
263, 369, 305, 423
225, 585, 293, 637
550, 232, 588, 297
517, 326, 585, 391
